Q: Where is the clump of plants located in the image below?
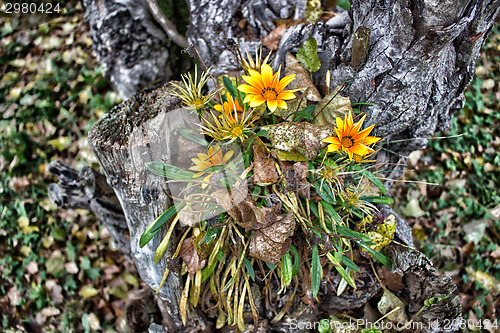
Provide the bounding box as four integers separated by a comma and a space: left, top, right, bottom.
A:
140, 40, 398, 330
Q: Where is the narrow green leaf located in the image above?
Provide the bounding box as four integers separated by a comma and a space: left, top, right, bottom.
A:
293, 105, 316, 121
290, 245, 300, 278
202, 251, 221, 283
313, 181, 336, 204
243, 257, 255, 282
356, 241, 393, 269
296, 37, 321, 72
336, 225, 374, 245
326, 252, 356, 288
362, 196, 394, 205
256, 129, 268, 136
145, 161, 194, 180
341, 255, 359, 272
311, 244, 321, 298
282, 253, 293, 287
222, 76, 236, 97
140, 202, 185, 248
361, 169, 386, 195
320, 201, 341, 224
178, 128, 209, 147
309, 200, 319, 218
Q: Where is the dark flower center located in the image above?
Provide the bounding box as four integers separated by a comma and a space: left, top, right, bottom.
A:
341, 136, 355, 148
261, 87, 278, 100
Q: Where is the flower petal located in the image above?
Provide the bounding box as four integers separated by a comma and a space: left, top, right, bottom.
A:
277, 91, 297, 100
362, 136, 381, 145
267, 99, 278, 112
276, 99, 288, 109
277, 74, 295, 92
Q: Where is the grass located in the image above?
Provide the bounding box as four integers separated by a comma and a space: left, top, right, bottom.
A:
0, 3, 141, 332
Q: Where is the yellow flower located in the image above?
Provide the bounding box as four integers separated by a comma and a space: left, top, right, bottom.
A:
237, 64, 297, 112
201, 101, 258, 142
170, 66, 216, 112
322, 111, 380, 160
214, 92, 243, 119
240, 47, 271, 73
189, 146, 234, 188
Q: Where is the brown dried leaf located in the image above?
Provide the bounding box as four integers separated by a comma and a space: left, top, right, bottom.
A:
262, 24, 287, 50
313, 86, 352, 127
179, 237, 206, 277
253, 138, 279, 185
249, 210, 295, 264
285, 53, 321, 102
262, 122, 333, 159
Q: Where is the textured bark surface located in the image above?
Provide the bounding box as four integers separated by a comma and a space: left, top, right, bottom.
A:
47, 161, 130, 255
87, 83, 212, 332
82, 0, 172, 99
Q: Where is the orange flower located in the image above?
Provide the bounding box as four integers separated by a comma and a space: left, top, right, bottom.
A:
189, 146, 234, 188
214, 92, 243, 119
322, 111, 380, 160
237, 64, 297, 112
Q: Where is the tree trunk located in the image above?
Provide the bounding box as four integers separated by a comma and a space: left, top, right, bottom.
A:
79, 0, 500, 332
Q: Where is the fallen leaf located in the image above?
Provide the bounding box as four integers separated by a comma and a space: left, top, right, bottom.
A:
35, 307, 61, 325
463, 220, 487, 244
284, 53, 321, 102
46, 279, 64, 305
262, 122, 333, 159
262, 24, 287, 50
313, 86, 352, 127
80, 285, 99, 299
249, 210, 295, 264
253, 137, 279, 185
179, 237, 206, 277
45, 250, 65, 275
377, 289, 408, 322
404, 198, 426, 218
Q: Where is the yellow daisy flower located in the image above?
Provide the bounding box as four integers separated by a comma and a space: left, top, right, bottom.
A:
189, 146, 234, 188
237, 64, 297, 112
170, 66, 216, 112
240, 47, 271, 74
322, 111, 381, 160
214, 92, 243, 119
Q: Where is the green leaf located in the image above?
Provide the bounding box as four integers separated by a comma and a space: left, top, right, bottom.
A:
296, 37, 321, 72
320, 201, 341, 224
140, 202, 185, 248
309, 200, 319, 217
222, 76, 236, 97
243, 257, 255, 282
290, 245, 300, 278
178, 128, 209, 147
362, 196, 394, 205
356, 241, 392, 269
311, 244, 321, 298
293, 105, 316, 121
256, 129, 268, 136
360, 168, 386, 195
313, 181, 336, 204
326, 252, 356, 288
341, 255, 359, 272
282, 252, 293, 287
201, 250, 221, 282
145, 161, 195, 180
336, 225, 374, 244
